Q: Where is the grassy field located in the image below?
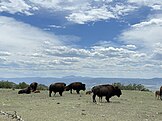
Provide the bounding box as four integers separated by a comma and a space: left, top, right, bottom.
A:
0, 89, 162, 121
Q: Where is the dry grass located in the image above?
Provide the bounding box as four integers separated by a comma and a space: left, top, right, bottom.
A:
0, 89, 162, 121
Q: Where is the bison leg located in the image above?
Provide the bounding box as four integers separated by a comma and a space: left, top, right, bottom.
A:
49, 90, 52, 97
158, 95, 160, 99
76, 90, 80, 94
70, 89, 73, 94
160, 95, 162, 100
59, 91, 63, 96
99, 96, 102, 102
106, 96, 110, 102
54, 92, 56, 96
92, 94, 96, 102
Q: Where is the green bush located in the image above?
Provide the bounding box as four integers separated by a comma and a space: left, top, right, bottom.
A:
16, 82, 29, 89
0, 80, 17, 89
112, 82, 150, 91
37, 84, 48, 90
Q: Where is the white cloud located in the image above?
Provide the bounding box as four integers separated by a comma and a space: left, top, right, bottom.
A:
123, 45, 137, 50
0, 0, 37, 15
44, 46, 92, 58
48, 25, 66, 29
128, 0, 162, 10
0, 16, 67, 74
0, 51, 11, 56
110, 4, 137, 17
119, 17, 162, 52
66, 6, 115, 24
0, 16, 62, 54
30, 0, 90, 11
132, 18, 162, 28
0, 0, 137, 24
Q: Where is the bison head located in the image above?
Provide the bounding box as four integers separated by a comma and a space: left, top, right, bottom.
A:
114, 86, 122, 97
81, 84, 86, 91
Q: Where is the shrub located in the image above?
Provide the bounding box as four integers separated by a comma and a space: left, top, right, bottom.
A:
0, 80, 17, 89
16, 82, 29, 89
37, 84, 48, 90
112, 82, 150, 91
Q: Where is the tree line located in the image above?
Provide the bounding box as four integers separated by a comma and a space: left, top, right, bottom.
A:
0, 80, 150, 91
0, 80, 48, 90
112, 82, 150, 91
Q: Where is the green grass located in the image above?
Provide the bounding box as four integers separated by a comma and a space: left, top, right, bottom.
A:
0, 89, 162, 121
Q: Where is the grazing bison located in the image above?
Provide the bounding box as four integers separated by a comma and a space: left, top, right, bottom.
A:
65, 82, 86, 94
30, 82, 38, 92
49, 83, 66, 97
18, 86, 31, 94
155, 91, 160, 100
92, 84, 122, 103
160, 86, 162, 100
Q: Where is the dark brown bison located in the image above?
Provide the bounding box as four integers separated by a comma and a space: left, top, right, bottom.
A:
49, 82, 66, 97
155, 90, 160, 100
92, 84, 122, 103
18, 86, 31, 94
160, 86, 162, 100
65, 82, 86, 94
30, 82, 38, 92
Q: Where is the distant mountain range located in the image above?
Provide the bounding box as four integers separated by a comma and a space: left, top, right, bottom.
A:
0, 76, 162, 91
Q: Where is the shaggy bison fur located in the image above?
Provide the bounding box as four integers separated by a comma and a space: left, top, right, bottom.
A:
49, 83, 66, 97
65, 82, 86, 94
30, 82, 38, 92
18, 86, 31, 94
92, 84, 122, 102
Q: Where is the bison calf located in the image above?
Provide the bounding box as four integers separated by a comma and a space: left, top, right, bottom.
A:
92, 84, 122, 103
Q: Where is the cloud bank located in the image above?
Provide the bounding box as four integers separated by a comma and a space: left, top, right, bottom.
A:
0, 0, 162, 78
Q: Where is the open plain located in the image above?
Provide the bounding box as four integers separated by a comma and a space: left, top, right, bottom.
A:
0, 89, 162, 121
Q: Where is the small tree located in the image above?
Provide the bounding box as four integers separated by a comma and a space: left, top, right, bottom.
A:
16, 82, 29, 89
37, 84, 48, 90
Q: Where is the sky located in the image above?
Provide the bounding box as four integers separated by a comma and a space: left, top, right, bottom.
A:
0, 0, 162, 78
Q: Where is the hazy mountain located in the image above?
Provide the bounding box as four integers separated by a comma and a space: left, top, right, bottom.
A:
0, 76, 162, 91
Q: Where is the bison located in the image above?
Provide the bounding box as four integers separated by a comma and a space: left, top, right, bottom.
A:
92, 84, 122, 103
30, 82, 38, 92
65, 82, 86, 94
49, 82, 66, 97
18, 86, 31, 94
160, 86, 162, 100
155, 90, 160, 100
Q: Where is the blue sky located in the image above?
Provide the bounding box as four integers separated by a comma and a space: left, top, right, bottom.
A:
0, 0, 162, 78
